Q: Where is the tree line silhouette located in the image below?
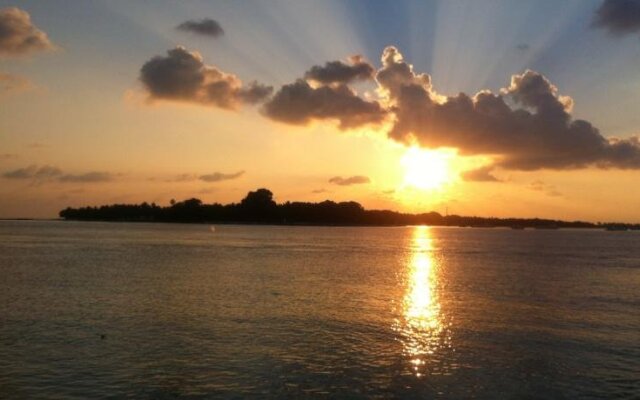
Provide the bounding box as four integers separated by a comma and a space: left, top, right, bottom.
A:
59, 188, 638, 230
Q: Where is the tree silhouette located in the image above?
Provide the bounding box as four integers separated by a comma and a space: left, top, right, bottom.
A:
58, 188, 637, 229
239, 188, 277, 221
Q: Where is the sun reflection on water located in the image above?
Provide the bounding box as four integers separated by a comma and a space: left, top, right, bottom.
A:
396, 226, 451, 377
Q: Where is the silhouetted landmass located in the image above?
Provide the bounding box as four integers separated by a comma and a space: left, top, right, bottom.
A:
59, 188, 640, 230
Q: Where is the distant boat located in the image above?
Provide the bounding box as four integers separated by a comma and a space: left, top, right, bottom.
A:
605, 226, 628, 231
510, 226, 525, 230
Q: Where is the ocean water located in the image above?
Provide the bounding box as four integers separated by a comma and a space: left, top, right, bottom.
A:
0, 221, 638, 399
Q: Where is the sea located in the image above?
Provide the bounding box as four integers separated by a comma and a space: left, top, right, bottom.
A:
1, 221, 638, 399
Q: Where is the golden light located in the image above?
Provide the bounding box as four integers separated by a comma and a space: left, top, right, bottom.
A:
395, 226, 452, 378
401, 147, 453, 190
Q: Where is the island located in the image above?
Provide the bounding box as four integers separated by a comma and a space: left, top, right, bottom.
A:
59, 188, 639, 230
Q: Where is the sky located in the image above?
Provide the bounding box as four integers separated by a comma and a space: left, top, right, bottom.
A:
1, 0, 640, 221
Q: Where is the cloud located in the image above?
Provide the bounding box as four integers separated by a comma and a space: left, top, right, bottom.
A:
529, 180, 562, 197
593, 0, 640, 36
199, 170, 245, 182
0, 72, 33, 98
177, 18, 224, 38
516, 43, 530, 51
304, 55, 375, 84
328, 175, 371, 186
166, 170, 245, 182
2, 165, 113, 184
263, 79, 386, 129
58, 172, 113, 183
312, 188, 329, 194
3, 164, 62, 181
0, 7, 55, 57
462, 165, 501, 182
0, 153, 17, 160
167, 173, 198, 182
140, 46, 272, 109
376, 46, 640, 171
135, 45, 640, 172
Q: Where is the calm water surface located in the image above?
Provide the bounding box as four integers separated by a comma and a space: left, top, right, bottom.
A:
1, 221, 639, 399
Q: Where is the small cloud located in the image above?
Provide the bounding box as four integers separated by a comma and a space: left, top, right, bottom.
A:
2, 164, 114, 184
516, 43, 530, 51
304, 55, 375, 85
593, 0, 640, 36
139, 47, 272, 109
529, 180, 562, 197
27, 141, 47, 149
0, 153, 17, 160
0, 7, 56, 57
263, 79, 386, 129
167, 173, 198, 182
58, 172, 113, 183
0, 72, 34, 98
382, 189, 395, 194
3, 164, 61, 181
311, 188, 329, 194
199, 170, 245, 182
177, 18, 224, 38
462, 165, 501, 182
199, 187, 218, 194
328, 175, 371, 186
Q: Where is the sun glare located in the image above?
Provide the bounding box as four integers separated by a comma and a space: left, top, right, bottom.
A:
401, 147, 453, 190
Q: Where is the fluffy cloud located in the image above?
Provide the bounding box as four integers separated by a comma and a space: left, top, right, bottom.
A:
136, 44, 640, 172
0, 72, 32, 97
462, 166, 501, 182
0, 7, 55, 56
328, 175, 371, 186
2, 165, 113, 183
199, 170, 245, 182
593, 0, 640, 35
304, 55, 375, 84
177, 18, 224, 38
376, 46, 640, 171
140, 47, 272, 109
263, 79, 386, 129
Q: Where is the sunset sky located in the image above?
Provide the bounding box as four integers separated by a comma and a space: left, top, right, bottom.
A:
1, 0, 640, 221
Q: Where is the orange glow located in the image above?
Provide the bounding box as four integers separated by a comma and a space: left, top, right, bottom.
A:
401, 147, 454, 190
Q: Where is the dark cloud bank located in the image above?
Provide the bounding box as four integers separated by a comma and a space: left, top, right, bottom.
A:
177, 18, 224, 38
0, 7, 55, 56
139, 43, 640, 173
593, 0, 640, 35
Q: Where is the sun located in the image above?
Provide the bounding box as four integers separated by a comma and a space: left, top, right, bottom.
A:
401, 147, 453, 190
